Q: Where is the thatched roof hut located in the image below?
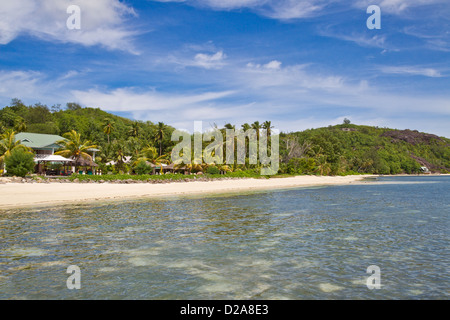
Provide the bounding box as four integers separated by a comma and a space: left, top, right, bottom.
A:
75, 157, 98, 167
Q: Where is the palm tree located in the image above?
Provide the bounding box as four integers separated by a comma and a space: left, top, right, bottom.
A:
138, 145, 168, 174
127, 136, 142, 163
251, 121, 261, 141
0, 129, 30, 170
111, 140, 129, 172
14, 118, 27, 133
262, 121, 273, 138
128, 122, 140, 138
241, 123, 251, 131
154, 122, 166, 156
315, 155, 331, 175
103, 118, 115, 144
55, 130, 97, 172
222, 123, 236, 167
224, 123, 235, 130
262, 120, 274, 153
96, 143, 113, 165
251, 121, 262, 166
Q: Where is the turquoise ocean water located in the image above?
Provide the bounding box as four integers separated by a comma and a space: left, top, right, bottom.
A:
0, 176, 448, 299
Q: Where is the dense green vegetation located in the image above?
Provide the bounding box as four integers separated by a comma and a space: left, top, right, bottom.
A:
4, 148, 35, 177
279, 123, 449, 175
0, 98, 177, 157
1, 99, 449, 177
64, 170, 267, 182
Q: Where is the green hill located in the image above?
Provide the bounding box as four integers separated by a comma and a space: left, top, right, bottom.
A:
0, 99, 176, 153
280, 123, 450, 175
1, 99, 449, 175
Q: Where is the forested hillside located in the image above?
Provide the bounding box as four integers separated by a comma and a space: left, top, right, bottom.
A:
0, 99, 175, 146
280, 123, 450, 175
1, 99, 449, 175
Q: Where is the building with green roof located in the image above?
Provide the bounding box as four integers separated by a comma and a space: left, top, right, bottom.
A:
14, 132, 99, 175
15, 132, 65, 155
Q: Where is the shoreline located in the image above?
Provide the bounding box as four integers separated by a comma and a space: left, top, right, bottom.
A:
0, 175, 380, 210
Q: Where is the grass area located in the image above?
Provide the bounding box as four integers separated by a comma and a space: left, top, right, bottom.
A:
28, 170, 373, 182
59, 170, 269, 182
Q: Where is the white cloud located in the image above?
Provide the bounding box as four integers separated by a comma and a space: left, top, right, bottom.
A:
0, 70, 66, 103
1, 61, 449, 138
263, 60, 282, 70
165, 49, 227, 69
193, 51, 227, 69
246, 60, 282, 70
0, 0, 138, 52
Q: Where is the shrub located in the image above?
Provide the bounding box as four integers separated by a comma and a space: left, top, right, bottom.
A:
5, 149, 35, 177
206, 165, 220, 175
134, 160, 152, 175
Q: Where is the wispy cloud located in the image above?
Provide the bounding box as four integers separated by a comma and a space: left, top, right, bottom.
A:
71, 87, 236, 112
152, 0, 333, 19
380, 66, 443, 77
354, 0, 449, 14
317, 23, 389, 50
0, 70, 68, 103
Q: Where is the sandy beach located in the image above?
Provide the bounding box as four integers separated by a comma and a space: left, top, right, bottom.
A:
0, 175, 378, 210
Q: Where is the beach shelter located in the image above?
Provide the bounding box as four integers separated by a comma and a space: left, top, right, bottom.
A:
34, 154, 74, 175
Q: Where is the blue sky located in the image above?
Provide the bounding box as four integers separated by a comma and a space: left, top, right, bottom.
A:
0, 0, 449, 136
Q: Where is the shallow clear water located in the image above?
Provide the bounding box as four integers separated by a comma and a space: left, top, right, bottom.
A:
0, 176, 449, 299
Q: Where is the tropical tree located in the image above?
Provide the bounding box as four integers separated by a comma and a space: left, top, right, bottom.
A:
251, 121, 262, 166
55, 130, 97, 172
127, 136, 142, 163
111, 140, 129, 173
5, 148, 35, 177
154, 122, 166, 156
138, 145, 168, 174
224, 123, 235, 130
315, 155, 331, 175
262, 121, 273, 137
0, 129, 30, 171
251, 121, 262, 141
241, 123, 251, 131
96, 143, 113, 165
128, 121, 140, 138
103, 118, 115, 144
14, 118, 27, 133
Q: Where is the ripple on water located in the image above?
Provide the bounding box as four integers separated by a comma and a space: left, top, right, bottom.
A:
99, 267, 119, 272
3, 247, 48, 258
197, 281, 241, 294
1, 175, 448, 299
409, 289, 424, 296
165, 259, 216, 270
128, 257, 159, 267
351, 278, 367, 286
342, 236, 359, 241
8, 260, 67, 271
319, 283, 345, 293
127, 246, 162, 257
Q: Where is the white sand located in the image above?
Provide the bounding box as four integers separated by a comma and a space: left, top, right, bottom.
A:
0, 175, 376, 209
